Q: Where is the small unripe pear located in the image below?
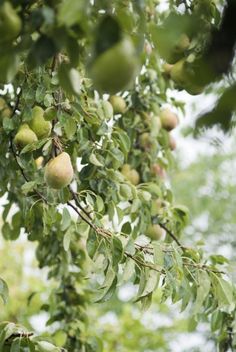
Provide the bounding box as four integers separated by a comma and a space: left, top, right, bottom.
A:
146, 224, 164, 241
29, 106, 52, 139
109, 95, 127, 114
14, 124, 38, 148
160, 108, 178, 131
44, 152, 74, 189
139, 132, 152, 150
121, 164, 140, 186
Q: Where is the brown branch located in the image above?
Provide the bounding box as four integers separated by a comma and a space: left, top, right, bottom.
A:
159, 222, 186, 251
68, 187, 93, 220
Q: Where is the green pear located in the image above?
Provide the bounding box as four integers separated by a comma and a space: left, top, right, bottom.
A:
109, 95, 127, 114
14, 124, 38, 148
160, 108, 178, 131
0, 2, 22, 44
29, 106, 52, 139
121, 164, 140, 186
44, 152, 74, 189
146, 224, 164, 241
139, 132, 152, 151
89, 37, 140, 94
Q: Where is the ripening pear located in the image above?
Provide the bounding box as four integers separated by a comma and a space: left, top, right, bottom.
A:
109, 95, 127, 114
121, 164, 140, 186
160, 108, 178, 131
44, 152, 74, 189
0, 2, 22, 44
29, 106, 52, 139
14, 124, 38, 148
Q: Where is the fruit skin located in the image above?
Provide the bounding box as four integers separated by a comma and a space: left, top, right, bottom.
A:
44, 152, 74, 189
14, 124, 38, 148
160, 108, 178, 131
121, 164, 140, 186
89, 37, 140, 94
109, 95, 127, 114
29, 106, 52, 139
146, 224, 164, 241
0, 2, 22, 44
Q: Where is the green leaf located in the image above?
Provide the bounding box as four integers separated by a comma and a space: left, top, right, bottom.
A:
89, 153, 103, 167
21, 181, 37, 195
112, 237, 124, 267
61, 208, 71, 231
10, 337, 21, 352
58, 63, 81, 96
193, 270, 211, 315
211, 274, 235, 312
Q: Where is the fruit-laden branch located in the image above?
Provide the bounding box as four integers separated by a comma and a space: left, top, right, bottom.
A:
8, 81, 225, 277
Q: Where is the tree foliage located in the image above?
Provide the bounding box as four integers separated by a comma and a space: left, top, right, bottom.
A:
0, 0, 235, 351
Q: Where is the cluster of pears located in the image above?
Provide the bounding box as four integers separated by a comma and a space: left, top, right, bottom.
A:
139, 108, 178, 151
14, 106, 52, 148
162, 33, 204, 95
0, 97, 12, 119
0, 2, 21, 44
